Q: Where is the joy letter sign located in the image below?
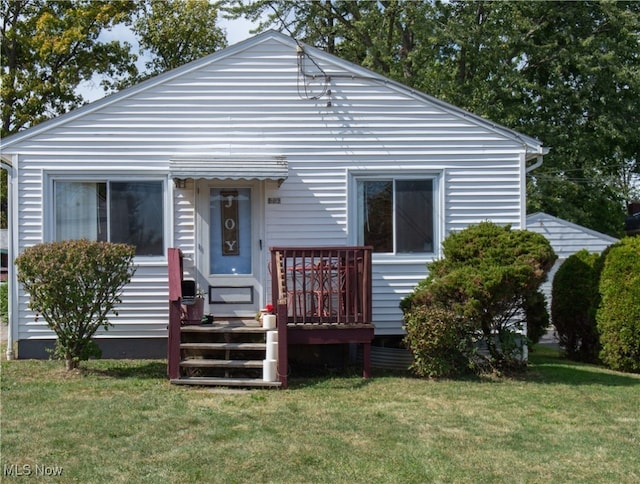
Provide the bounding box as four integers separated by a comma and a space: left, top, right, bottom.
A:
220, 190, 240, 256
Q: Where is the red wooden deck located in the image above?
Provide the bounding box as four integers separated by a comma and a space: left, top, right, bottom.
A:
270, 246, 374, 389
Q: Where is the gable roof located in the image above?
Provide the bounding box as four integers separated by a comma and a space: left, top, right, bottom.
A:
526, 212, 618, 258
1, 30, 545, 158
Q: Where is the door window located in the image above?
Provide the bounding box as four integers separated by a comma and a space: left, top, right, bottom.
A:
209, 188, 252, 274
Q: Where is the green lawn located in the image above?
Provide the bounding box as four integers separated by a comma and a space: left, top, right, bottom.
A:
1, 346, 639, 483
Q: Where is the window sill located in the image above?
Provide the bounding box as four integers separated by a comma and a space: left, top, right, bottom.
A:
372, 254, 437, 265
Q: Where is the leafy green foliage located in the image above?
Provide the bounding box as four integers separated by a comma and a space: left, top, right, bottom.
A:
0, 281, 7, 322
402, 222, 556, 374
132, 0, 227, 77
596, 237, 640, 373
551, 250, 601, 362
403, 305, 475, 378
523, 290, 549, 347
1, 0, 139, 136
1, 0, 230, 137
14, 240, 136, 369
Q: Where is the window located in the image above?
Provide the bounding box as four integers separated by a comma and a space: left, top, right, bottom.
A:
357, 178, 435, 254
54, 180, 164, 256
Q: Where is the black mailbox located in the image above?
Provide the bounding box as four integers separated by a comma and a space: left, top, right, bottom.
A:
181, 280, 196, 304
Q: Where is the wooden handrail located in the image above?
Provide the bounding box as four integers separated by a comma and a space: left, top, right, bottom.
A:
167, 248, 183, 380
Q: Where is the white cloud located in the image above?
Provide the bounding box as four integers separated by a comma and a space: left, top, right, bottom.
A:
224, 16, 260, 45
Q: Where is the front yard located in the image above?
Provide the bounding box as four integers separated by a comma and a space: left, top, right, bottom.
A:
1, 346, 638, 483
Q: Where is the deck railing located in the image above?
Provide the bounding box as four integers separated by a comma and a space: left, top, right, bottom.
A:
270, 246, 374, 389
270, 246, 372, 325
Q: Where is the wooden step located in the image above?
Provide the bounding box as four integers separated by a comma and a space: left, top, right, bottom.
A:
187, 317, 259, 326
180, 342, 266, 351
180, 359, 263, 368
170, 377, 281, 388
181, 325, 267, 334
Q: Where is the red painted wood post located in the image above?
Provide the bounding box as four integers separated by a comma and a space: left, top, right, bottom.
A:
277, 301, 288, 389
167, 248, 183, 380
168, 301, 181, 380
362, 342, 371, 379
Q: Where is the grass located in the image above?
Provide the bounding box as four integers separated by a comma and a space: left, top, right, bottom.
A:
1, 346, 639, 483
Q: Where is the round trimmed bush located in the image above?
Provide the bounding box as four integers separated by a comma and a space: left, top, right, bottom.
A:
402, 222, 556, 374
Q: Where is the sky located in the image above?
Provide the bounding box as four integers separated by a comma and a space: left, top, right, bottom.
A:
78, 15, 260, 102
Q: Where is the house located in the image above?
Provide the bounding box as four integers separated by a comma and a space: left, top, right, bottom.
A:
1, 31, 546, 384
526, 212, 618, 312
625, 202, 640, 236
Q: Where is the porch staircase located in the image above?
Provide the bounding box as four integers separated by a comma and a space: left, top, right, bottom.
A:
170, 318, 281, 388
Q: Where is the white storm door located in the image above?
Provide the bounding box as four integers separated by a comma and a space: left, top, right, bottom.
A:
199, 182, 263, 317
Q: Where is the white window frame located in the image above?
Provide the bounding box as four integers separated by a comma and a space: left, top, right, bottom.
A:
44, 171, 171, 264
348, 170, 442, 262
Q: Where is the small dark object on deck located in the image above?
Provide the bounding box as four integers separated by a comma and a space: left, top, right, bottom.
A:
201, 314, 214, 325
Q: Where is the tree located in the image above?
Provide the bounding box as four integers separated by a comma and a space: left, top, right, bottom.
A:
226, 0, 640, 237
225, 0, 436, 83
517, 1, 640, 236
1, 0, 139, 136
15, 240, 136, 370
132, 0, 227, 78
402, 222, 556, 374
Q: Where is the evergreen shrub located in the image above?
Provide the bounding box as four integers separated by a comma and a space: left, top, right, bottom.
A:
596, 237, 640, 373
551, 249, 600, 362
402, 222, 556, 375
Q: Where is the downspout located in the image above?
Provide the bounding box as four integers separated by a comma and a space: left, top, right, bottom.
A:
522, 150, 546, 230
1, 157, 15, 359
525, 154, 544, 173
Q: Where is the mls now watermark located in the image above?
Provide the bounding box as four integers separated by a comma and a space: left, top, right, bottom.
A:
4, 464, 64, 477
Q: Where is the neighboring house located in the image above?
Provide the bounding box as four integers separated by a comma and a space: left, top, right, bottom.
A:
1, 31, 546, 360
526, 212, 618, 314
625, 201, 640, 236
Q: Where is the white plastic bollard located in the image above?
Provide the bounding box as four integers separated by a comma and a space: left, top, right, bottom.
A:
262, 314, 276, 329
263, 359, 277, 382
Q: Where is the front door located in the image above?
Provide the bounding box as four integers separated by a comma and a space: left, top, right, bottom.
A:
198, 181, 263, 318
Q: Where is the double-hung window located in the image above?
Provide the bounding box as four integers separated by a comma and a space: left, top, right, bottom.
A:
356, 177, 436, 254
54, 180, 165, 256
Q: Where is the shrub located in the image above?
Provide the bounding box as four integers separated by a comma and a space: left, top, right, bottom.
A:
523, 290, 550, 347
15, 240, 136, 370
403, 305, 475, 378
551, 250, 600, 362
596, 237, 640, 373
402, 222, 556, 373
0, 282, 7, 323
